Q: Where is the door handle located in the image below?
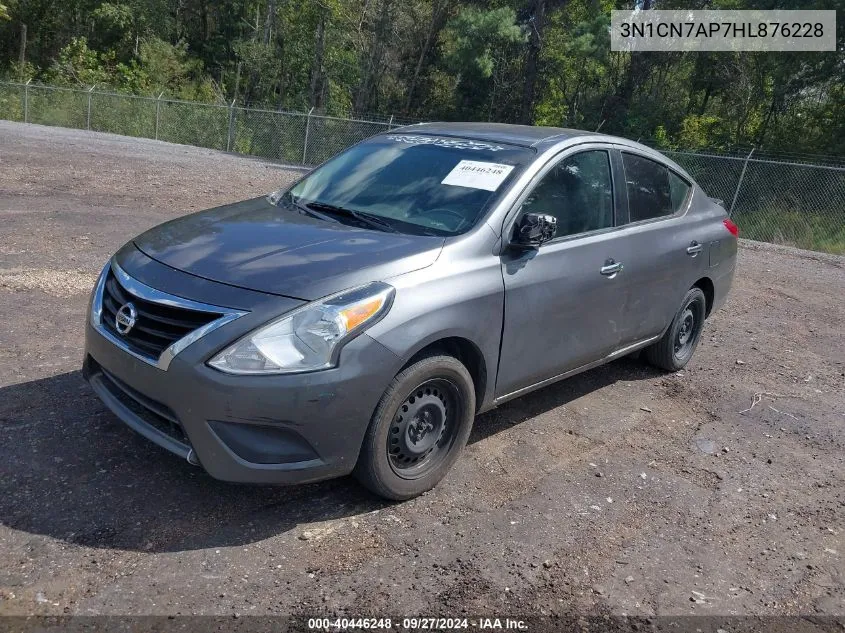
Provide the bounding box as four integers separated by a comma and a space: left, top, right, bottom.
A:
600, 260, 623, 277
686, 241, 703, 256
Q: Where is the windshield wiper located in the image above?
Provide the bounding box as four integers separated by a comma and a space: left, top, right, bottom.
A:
275, 191, 334, 222
305, 201, 400, 233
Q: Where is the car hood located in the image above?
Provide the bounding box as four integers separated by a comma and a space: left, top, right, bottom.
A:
133, 196, 445, 300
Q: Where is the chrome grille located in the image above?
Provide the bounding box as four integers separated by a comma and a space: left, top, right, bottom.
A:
99, 268, 221, 361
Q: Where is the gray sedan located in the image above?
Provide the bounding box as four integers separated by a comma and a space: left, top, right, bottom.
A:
83, 122, 738, 499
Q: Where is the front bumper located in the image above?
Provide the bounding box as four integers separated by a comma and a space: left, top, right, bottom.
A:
84, 323, 401, 484
82, 253, 402, 485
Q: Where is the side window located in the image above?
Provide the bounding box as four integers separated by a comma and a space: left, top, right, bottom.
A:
521, 150, 614, 238
669, 170, 691, 213
621, 153, 672, 222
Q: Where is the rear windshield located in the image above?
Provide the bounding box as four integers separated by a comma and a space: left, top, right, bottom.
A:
285, 134, 535, 236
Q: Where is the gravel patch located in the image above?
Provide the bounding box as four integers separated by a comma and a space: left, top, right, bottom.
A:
0, 268, 98, 297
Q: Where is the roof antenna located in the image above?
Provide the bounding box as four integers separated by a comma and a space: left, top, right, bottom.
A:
595, 120, 605, 132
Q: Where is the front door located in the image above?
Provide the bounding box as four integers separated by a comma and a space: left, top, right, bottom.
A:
495, 148, 628, 399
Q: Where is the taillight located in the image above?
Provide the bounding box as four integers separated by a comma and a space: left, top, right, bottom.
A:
723, 218, 739, 237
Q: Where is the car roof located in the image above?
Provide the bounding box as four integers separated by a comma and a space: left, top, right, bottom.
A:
393, 122, 593, 149
391, 122, 693, 181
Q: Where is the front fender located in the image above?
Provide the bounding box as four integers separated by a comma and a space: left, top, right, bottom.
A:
366, 260, 504, 411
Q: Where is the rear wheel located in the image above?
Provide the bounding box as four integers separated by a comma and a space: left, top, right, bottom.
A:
644, 287, 707, 371
354, 354, 475, 500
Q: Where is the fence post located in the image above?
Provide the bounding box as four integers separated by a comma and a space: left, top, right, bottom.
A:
226, 99, 237, 152
86, 85, 95, 130
302, 107, 314, 165
729, 147, 755, 217
154, 92, 164, 140
23, 79, 31, 123
387, 114, 394, 130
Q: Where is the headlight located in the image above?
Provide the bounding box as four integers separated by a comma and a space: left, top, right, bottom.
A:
208, 282, 394, 375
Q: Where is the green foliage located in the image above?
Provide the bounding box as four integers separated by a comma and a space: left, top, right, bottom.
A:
652, 125, 671, 149
441, 7, 525, 79
0, 0, 841, 154
41, 35, 218, 102
5, 60, 35, 81
678, 115, 726, 150
91, 3, 137, 55
0, 81, 22, 120
534, 6, 611, 129
47, 38, 115, 87
137, 38, 216, 100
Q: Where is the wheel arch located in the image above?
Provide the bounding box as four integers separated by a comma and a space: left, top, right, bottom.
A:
692, 276, 715, 318
400, 336, 489, 413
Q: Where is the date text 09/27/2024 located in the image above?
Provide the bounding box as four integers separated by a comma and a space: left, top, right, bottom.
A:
306, 618, 529, 631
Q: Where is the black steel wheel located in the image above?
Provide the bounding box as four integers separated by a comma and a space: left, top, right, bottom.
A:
355, 354, 475, 500
674, 306, 697, 359
644, 287, 707, 372
387, 378, 462, 480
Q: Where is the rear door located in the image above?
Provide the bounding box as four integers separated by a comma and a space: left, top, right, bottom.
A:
495, 146, 629, 398
607, 149, 708, 345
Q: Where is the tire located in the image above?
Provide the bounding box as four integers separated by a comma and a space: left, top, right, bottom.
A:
354, 354, 476, 500
644, 287, 707, 372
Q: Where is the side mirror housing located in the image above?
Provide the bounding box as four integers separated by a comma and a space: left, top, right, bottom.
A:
512, 213, 557, 248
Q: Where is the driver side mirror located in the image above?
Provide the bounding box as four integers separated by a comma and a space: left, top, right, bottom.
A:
511, 213, 557, 248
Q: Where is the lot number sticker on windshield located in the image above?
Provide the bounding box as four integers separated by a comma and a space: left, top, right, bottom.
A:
441, 160, 515, 191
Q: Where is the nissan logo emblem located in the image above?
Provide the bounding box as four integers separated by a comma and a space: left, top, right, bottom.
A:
115, 302, 138, 335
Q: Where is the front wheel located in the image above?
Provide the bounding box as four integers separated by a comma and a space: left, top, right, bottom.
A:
354, 354, 476, 500
644, 287, 707, 372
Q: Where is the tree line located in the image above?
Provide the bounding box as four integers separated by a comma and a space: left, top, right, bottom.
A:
1, 0, 843, 154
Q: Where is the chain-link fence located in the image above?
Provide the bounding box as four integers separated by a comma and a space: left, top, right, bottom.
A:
0, 81, 409, 164
1, 81, 843, 255
664, 150, 845, 255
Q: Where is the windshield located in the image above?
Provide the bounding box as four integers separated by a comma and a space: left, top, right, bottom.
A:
282, 134, 535, 236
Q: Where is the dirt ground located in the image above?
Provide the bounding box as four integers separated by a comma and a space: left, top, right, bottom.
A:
0, 121, 843, 622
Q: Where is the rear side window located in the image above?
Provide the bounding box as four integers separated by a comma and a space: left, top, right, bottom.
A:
622, 153, 672, 222
669, 171, 691, 212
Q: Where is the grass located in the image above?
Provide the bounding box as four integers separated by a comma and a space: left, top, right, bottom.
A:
733, 208, 845, 255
